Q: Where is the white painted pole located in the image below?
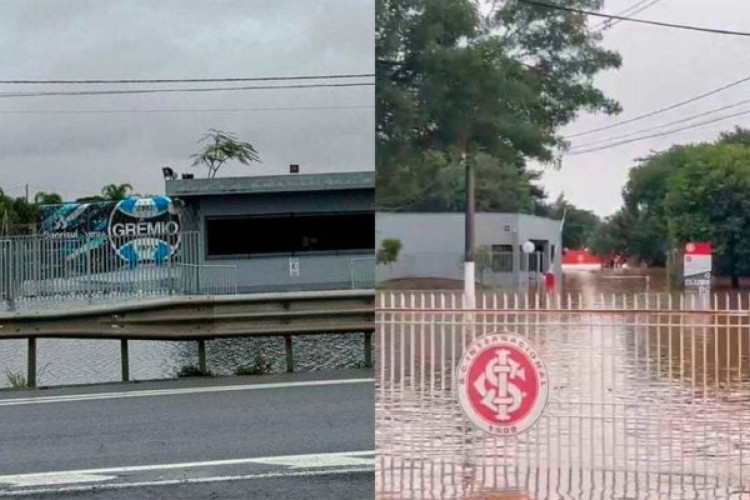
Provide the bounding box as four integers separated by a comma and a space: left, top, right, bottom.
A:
464, 261, 476, 310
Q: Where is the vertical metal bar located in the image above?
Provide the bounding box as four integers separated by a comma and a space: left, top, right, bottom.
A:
27, 337, 36, 388
121, 339, 130, 382
364, 331, 373, 369
198, 339, 207, 373
285, 335, 294, 373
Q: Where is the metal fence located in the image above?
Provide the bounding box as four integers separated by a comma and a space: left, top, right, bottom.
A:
0, 232, 239, 310
351, 256, 376, 289
376, 291, 750, 499
177, 263, 238, 295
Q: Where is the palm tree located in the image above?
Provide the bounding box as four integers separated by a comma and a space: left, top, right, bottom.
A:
34, 191, 63, 205
101, 183, 134, 201
191, 129, 261, 179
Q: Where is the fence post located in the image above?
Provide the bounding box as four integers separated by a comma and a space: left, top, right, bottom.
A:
27, 337, 36, 388
284, 335, 294, 373
121, 339, 130, 382
198, 339, 207, 373
364, 331, 373, 368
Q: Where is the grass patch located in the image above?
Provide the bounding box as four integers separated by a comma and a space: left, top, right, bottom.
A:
176, 365, 211, 378
235, 347, 274, 376
5, 370, 27, 389
3, 362, 52, 389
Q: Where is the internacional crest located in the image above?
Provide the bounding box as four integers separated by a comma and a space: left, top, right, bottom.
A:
456, 333, 548, 436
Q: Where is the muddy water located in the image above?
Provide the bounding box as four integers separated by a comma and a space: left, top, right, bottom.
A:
376, 270, 750, 499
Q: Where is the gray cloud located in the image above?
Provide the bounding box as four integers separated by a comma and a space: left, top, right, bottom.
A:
540, 0, 750, 216
0, 0, 373, 200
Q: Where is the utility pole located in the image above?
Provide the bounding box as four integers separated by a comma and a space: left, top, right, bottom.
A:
25, 184, 29, 204
463, 151, 476, 309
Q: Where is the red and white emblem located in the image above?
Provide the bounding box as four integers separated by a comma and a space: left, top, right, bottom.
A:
456, 333, 548, 436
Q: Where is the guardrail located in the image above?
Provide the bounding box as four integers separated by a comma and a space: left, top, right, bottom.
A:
0, 289, 375, 387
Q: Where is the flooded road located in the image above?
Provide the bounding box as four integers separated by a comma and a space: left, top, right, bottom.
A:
376, 270, 750, 499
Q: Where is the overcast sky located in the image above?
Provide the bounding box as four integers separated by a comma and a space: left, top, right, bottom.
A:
540, 0, 750, 216
0, 0, 374, 201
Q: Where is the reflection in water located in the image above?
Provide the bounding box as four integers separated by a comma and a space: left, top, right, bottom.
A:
376, 270, 750, 499
0, 334, 366, 388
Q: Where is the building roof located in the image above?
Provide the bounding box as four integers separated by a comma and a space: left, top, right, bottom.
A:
165, 171, 374, 197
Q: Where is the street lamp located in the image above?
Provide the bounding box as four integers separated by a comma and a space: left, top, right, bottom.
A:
522, 241, 536, 283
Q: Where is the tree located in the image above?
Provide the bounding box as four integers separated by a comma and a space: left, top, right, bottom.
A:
34, 191, 63, 205
101, 183, 134, 201
595, 145, 700, 266
718, 126, 750, 148
191, 129, 261, 179
547, 195, 600, 249
474, 245, 494, 285
376, 238, 403, 270
588, 210, 628, 258
376, 0, 621, 211
664, 144, 750, 288
75, 195, 106, 203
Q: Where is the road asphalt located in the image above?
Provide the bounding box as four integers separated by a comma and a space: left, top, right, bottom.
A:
0, 369, 375, 499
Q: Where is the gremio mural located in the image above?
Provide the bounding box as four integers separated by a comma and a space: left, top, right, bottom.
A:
38, 196, 182, 265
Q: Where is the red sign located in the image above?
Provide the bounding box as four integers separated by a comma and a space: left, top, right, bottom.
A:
456, 333, 548, 436
562, 249, 601, 266
685, 242, 712, 256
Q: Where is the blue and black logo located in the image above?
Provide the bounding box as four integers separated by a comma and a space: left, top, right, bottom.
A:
108, 196, 181, 263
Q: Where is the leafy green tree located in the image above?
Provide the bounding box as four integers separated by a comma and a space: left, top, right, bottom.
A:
664, 144, 750, 288
718, 126, 750, 148
191, 129, 261, 179
599, 145, 700, 266
474, 245, 494, 285
376, 238, 403, 270
101, 183, 134, 201
546, 195, 600, 249
75, 195, 106, 203
34, 191, 63, 205
376, 0, 621, 211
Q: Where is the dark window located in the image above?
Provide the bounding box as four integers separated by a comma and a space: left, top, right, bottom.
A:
490, 244, 513, 272
206, 212, 374, 257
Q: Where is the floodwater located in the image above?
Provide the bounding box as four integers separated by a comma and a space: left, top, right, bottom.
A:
0, 329, 366, 388
376, 269, 750, 499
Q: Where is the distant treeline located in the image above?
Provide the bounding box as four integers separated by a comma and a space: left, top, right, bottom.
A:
0, 183, 135, 235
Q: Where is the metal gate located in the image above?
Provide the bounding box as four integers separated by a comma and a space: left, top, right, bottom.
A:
376, 291, 750, 499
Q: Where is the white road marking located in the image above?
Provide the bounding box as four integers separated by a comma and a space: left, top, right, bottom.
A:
0, 466, 374, 496
0, 450, 374, 488
0, 473, 117, 488
0, 378, 374, 407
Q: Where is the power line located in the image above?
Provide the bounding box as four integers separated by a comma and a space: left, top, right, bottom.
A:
566, 107, 750, 155
594, 0, 664, 31
591, 0, 653, 30
517, 0, 750, 37
0, 73, 375, 85
0, 82, 375, 99
0, 104, 374, 115
569, 98, 750, 148
567, 73, 750, 138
